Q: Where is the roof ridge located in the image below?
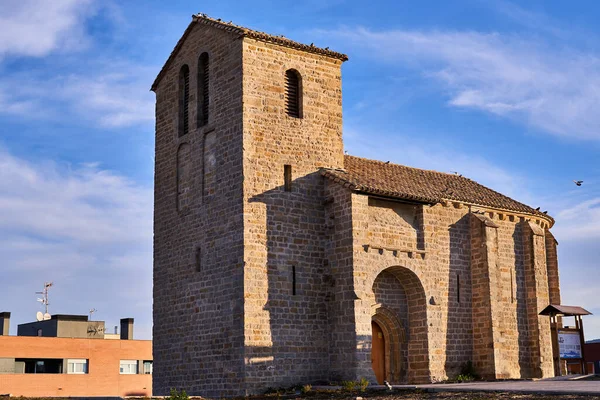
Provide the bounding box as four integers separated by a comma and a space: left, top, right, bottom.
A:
345, 154, 471, 178
193, 14, 348, 61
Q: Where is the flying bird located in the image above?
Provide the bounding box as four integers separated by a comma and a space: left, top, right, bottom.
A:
574, 180, 583, 186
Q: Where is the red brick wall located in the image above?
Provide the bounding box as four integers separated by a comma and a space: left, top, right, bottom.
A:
0, 336, 152, 397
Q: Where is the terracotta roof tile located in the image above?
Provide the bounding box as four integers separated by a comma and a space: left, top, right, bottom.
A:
151, 14, 348, 91
322, 155, 553, 223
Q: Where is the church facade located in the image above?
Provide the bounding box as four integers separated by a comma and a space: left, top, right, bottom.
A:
152, 15, 561, 398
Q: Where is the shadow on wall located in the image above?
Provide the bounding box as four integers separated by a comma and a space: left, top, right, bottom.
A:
372, 270, 409, 383
445, 214, 474, 378
514, 221, 537, 378
248, 171, 330, 389
125, 392, 149, 397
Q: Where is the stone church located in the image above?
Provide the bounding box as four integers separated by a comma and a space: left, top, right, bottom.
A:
152, 14, 561, 398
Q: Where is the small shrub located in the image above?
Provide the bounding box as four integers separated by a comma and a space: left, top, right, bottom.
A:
168, 388, 189, 400
342, 380, 357, 391
264, 387, 278, 395
300, 384, 312, 394
455, 374, 474, 383
459, 360, 480, 379
358, 377, 369, 392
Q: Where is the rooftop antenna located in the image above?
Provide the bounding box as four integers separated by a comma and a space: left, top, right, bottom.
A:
36, 282, 53, 315
89, 308, 97, 320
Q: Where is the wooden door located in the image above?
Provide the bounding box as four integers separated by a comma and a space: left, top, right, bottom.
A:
371, 321, 386, 384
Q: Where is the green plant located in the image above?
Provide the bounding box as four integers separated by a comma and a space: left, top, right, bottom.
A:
168, 388, 189, 400
455, 374, 474, 382
300, 384, 312, 394
358, 377, 369, 392
341, 380, 357, 391
460, 361, 479, 379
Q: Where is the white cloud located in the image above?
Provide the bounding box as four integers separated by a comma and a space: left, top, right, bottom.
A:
326, 27, 600, 141
0, 2, 154, 129
553, 197, 600, 241
0, 147, 152, 338
0, 65, 156, 128
0, 0, 94, 58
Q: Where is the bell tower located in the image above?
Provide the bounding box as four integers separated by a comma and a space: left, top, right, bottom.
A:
152, 14, 347, 397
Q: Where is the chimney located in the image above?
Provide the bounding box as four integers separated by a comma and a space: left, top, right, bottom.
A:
0, 312, 10, 336
120, 318, 134, 340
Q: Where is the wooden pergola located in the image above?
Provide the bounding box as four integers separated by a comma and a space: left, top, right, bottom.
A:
540, 304, 592, 376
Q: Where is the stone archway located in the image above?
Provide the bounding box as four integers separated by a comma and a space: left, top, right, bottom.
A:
370, 266, 429, 384
371, 305, 405, 383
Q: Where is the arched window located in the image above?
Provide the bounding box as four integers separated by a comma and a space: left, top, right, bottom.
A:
178, 65, 190, 137
285, 69, 302, 118
197, 52, 209, 127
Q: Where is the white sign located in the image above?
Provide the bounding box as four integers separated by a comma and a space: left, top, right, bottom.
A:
559, 331, 582, 359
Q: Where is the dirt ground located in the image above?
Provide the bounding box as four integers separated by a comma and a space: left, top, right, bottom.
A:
3, 389, 600, 400
248, 389, 600, 400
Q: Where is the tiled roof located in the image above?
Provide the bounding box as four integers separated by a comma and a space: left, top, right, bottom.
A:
539, 305, 592, 316
151, 14, 348, 91
322, 155, 553, 223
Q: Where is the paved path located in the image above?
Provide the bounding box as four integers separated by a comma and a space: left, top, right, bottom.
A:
319, 378, 600, 396
412, 379, 600, 395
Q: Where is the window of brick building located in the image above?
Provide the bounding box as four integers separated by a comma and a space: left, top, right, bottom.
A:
120, 359, 138, 374
285, 69, 302, 118
67, 359, 88, 374
197, 52, 209, 127
143, 360, 153, 374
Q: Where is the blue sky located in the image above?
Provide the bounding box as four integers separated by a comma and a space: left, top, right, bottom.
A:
1, 0, 599, 341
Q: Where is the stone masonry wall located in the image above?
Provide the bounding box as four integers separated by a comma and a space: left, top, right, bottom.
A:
324, 180, 357, 382
153, 23, 246, 398
328, 190, 557, 384
545, 231, 561, 306
240, 37, 344, 393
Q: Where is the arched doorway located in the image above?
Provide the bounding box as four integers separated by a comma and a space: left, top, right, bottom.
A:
370, 266, 429, 384
371, 321, 385, 384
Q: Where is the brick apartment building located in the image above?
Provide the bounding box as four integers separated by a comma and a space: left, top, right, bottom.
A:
152, 14, 562, 397
0, 312, 152, 397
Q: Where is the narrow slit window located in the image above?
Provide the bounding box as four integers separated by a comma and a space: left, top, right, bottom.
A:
284, 165, 292, 192
457, 273, 460, 304
285, 69, 301, 118
195, 247, 202, 272
292, 266, 296, 296
178, 65, 190, 137
510, 269, 514, 303
197, 52, 209, 127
